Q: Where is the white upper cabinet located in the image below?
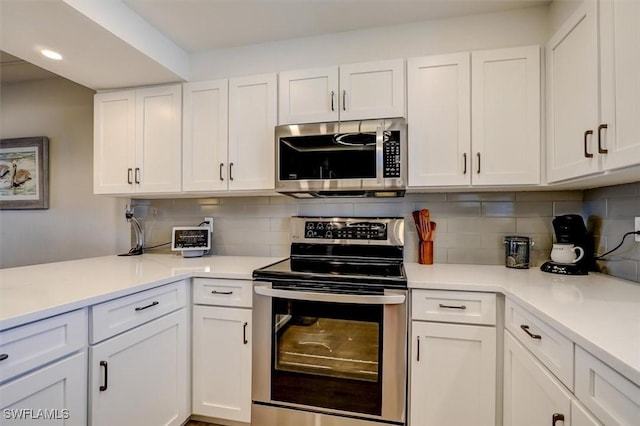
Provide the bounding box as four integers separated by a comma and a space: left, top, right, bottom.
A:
547, 0, 640, 182
182, 74, 277, 193
278, 59, 405, 124
408, 46, 540, 188
408, 53, 471, 187
94, 84, 182, 195
228, 73, 278, 191
182, 79, 229, 192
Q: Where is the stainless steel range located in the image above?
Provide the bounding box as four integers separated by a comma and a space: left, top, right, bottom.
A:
252, 217, 407, 426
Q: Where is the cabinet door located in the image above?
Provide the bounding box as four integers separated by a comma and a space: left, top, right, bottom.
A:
279, 66, 339, 124
192, 305, 251, 423
93, 90, 136, 194
89, 309, 189, 426
182, 79, 229, 192
546, 0, 600, 182
599, 0, 640, 171
410, 322, 496, 426
0, 351, 87, 425
407, 53, 471, 187
503, 331, 572, 426
228, 73, 277, 191
135, 84, 182, 193
472, 45, 541, 185
339, 59, 405, 121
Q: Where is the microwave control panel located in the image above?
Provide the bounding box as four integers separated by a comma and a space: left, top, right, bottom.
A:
383, 139, 401, 178
304, 221, 387, 240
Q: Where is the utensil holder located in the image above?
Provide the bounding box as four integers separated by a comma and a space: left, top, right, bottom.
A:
419, 240, 433, 265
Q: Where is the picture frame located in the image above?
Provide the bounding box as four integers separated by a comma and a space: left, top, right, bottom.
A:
0, 136, 49, 209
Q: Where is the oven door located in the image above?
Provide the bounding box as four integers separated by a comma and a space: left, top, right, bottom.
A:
252, 282, 407, 424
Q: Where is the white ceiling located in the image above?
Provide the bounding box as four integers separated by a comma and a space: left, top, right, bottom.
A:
0, 0, 549, 89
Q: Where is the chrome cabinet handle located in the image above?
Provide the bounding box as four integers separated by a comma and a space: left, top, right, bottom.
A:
342, 90, 347, 111
134, 301, 159, 311
99, 361, 108, 391
439, 303, 467, 310
463, 153, 467, 174
211, 290, 233, 295
219, 163, 224, 181
552, 413, 565, 425
584, 130, 594, 158
127, 168, 133, 184
134, 167, 141, 184
416, 336, 420, 362
229, 162, 234, 181
477, 152, 481, 174
598, 124, 608, 154
520, 324, 542, 340
243, 322, 248, 345
254, 284, 405, 305
0, 354, 8, 361
330, 91, 335, 111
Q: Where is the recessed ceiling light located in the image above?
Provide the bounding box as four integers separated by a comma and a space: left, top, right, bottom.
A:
41, 49, 63, 60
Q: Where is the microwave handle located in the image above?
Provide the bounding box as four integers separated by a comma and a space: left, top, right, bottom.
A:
254, 284, 405, 305
376, 124, 384, 184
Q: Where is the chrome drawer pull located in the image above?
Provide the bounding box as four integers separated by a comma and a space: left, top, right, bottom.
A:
134, 301, 159, 311
439, 303, 467, 310
211, 290, 234, 295
520, 324, 542, 340
0, 354, 8, 361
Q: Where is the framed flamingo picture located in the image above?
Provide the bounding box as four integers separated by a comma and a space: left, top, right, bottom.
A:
0, 137, 49, 209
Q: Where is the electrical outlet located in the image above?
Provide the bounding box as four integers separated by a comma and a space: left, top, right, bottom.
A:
204, 217, 214, 235
635, 217, 640, 242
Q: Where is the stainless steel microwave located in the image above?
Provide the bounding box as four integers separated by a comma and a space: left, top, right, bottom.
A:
275, 118, 407, 198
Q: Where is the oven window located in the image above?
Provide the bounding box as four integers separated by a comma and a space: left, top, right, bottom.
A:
271, 298, 383, 415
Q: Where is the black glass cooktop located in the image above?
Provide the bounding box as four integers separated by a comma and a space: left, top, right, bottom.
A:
253, 257, 407, 289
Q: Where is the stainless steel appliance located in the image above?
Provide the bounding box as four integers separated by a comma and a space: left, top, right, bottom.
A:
540, 214, 595, 275
252, 217, 408, 426
276, 118, 406, 198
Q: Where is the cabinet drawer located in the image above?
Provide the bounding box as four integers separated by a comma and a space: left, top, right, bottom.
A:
411, 290, 496, 325
505, 299, 573, 389
193, 278, 252, 308
575, 346, 640, 426
90, 281, 186, 344
0, 309, 87, 383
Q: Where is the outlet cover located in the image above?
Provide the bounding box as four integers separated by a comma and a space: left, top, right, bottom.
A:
636, 217, 640, 242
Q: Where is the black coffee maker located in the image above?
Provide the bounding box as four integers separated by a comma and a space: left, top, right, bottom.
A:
540, 214, 595, 275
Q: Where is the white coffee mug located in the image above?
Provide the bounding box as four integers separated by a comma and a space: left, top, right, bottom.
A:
550, 243, 585, 264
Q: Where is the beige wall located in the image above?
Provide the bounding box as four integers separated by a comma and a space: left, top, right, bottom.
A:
0, 77, 129, 268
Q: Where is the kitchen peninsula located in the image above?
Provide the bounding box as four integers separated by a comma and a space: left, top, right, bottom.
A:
1, 254, 638, 425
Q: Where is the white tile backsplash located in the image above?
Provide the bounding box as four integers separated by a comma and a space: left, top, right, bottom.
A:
131, 184, 639, 283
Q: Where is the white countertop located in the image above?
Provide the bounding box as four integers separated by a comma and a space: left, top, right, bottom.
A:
1, 255, 639, 388
406, 263, 640, 388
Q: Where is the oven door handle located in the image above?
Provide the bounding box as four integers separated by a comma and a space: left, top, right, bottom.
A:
254, 284, 405, 305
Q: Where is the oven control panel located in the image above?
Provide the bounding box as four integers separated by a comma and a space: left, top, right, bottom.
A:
304, 221, 387, 240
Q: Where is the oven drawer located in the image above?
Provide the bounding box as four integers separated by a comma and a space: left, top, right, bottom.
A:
411, 290, 496, 325
193, 278, 252, 307
505, 298, 574, 390
90, 281, 187, 344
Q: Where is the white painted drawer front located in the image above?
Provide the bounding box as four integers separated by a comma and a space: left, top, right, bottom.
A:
575, 346, 640, 426
505, 299, 574, 390
0, 309, 87, 383
193, 278, 252, 308
90, 281, 186, 344
412, 290, 496, 325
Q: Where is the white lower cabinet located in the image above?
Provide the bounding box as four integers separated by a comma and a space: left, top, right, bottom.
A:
192, 305, 252, 423
88, 309, 189, 426
409, 290, 498, 426
0, 351, 87, 425
504, 330, 572, 425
